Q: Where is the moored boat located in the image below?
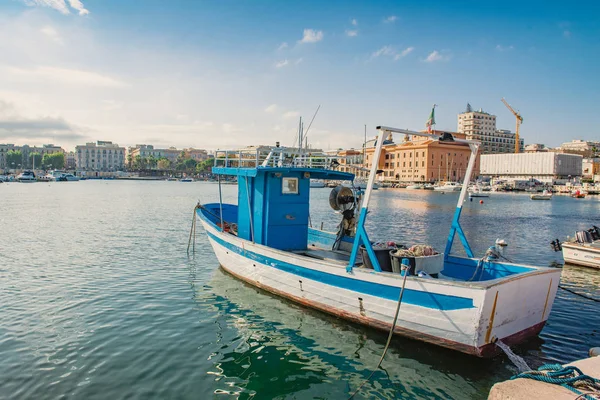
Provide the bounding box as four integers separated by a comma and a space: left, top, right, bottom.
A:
16, 170, 36, 183
405, 183, 424, 190
559, 227, 600, 269
309, 179, 326, 188
531, 190, 552, 200
571, 190, 586, 198
196, 126, 560, 357
433, 181, 462, 192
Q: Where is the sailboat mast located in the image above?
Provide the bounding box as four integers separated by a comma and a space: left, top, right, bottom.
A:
298, 117, 303, 152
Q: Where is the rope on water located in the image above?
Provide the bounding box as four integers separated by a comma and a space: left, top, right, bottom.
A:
558, 285, 600, 303
512, 363, 600, 400
347, 263, 410, 399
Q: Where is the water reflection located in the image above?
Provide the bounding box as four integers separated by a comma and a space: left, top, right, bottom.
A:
197, 269, 508, 399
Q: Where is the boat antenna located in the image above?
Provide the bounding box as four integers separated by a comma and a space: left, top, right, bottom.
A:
302, 105, 321, 145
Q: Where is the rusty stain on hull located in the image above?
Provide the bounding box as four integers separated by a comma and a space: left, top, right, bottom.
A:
542, 278, 552, 321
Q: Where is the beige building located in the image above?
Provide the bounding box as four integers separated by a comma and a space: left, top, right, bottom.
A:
582, 158, 600, 179
559, 140, 600, 157
524, 143, 548, 153
457, 104, 524, 154
76, 141, 126, 171
184, 148, 209, 162
66, 151, 76, 169
364, 131, 480, 182
128, 145, 181, 163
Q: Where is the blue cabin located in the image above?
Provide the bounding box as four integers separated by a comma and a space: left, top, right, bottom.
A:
211, 149, 354, 251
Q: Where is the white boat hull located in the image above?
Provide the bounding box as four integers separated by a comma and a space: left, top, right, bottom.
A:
199, 213, 560, 357
562, 242, 600, 269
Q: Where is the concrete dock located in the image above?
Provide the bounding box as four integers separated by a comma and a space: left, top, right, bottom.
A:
489, 353, 600, 399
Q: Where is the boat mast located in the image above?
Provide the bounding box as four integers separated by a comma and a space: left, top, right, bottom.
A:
298, 117, 303, 152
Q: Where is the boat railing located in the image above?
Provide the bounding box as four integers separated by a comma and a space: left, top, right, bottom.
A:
213, 147, 340, 170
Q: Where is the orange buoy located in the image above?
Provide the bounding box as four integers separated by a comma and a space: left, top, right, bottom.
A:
479, 200, 484, 204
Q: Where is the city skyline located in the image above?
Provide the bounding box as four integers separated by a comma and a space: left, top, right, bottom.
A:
0, 0, 598, 151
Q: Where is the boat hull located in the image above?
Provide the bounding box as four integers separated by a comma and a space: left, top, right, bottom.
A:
562, 243, 600, 269
199, 212, 560, 357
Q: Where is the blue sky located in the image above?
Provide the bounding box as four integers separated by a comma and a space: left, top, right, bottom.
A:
0, 0, 598, 150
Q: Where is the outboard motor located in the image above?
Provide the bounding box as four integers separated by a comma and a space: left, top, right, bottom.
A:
550, 239, 562, 252
329, 185, 360, 249
589, 226, 600, 241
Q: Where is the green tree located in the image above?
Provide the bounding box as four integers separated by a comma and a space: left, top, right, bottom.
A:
29, 152, 42, 168
196, 158, 213, 173
42, 153, 65, 169
133, 155, 143, 170
127, 154, 133, 169
147, 155, 157, 169
183, 158, 197, 170
157, 158, 171, 171
6, 150, 22, 168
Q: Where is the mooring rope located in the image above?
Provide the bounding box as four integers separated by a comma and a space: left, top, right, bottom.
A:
348, 263, 409, 399
558, 285, 600, 303
512, 364, 600, 400
187, 204, 199, 255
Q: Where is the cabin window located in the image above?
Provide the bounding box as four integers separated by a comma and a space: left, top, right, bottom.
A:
282, 177, 299, 194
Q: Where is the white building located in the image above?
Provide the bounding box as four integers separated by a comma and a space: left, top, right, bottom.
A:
560, 140, 600, 157
76, 141, 126, 171
457, 104, 524, 154
128, 144, 181, 164
480, 152, 582, 183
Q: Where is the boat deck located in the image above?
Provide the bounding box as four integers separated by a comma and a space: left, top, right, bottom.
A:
294, 248, 364, 266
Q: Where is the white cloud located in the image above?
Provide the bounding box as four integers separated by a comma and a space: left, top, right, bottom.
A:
299, 29, 323, 44
396, 46, 414, 59
345, 30, 358, 37
67, 0, 89, 15
384, 15, 398, 23
264, 104, 278, 113
274, 59, 289, 68
351, 18, 358, 26
22, 0, 89, 15
424, 50, 450, 62
283, 111, 300, 119
372, 46, 395, 58
40, 26, 63, 44
4, 65, 127, 87
294, 58, 303, 65
495, 44, 514, 51
371, 46, 413, 61
277, 42, 288, 51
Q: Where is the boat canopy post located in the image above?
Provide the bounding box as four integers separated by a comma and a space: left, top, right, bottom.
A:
347, 128, 386, 273
217, 174, 224, 232
372, 126, 480, 260
444, 142, 479, 259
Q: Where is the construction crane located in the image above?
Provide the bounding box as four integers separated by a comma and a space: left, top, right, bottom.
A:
501, 98, 524, 153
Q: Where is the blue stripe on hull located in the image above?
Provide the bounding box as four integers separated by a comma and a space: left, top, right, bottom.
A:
205, 230, 475, 311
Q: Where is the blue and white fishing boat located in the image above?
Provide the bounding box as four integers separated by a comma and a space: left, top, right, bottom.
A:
196, 126, 560, 357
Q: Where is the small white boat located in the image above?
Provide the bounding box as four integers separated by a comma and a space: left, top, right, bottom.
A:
310, 179, 326, 188
434, 181, 462, 192
560, 228, 600, 269
530, 190, 552, 200
405, 184, 424, 190
468, 186, 490, 198
197, 127, 560, 358
17, 170, 36, 183
423, 183, 434, 190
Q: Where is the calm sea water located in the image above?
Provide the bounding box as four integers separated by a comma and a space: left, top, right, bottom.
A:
1, 181, 599, 399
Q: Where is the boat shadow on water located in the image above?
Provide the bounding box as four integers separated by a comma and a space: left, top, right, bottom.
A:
195, 267, 533, 399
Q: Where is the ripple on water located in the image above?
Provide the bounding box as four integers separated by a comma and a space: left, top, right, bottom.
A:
0, 182, 599, 399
